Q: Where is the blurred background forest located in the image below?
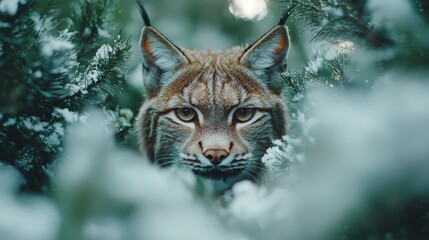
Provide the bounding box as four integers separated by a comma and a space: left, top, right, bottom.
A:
1, 0, 429, 240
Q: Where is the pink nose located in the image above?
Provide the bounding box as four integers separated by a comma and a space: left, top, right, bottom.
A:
204, 149, 228, 165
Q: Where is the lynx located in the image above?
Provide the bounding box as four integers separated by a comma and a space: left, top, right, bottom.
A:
136, 2, 290, 192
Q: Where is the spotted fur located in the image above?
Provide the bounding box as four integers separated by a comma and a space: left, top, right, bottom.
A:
136, 7, 290, 192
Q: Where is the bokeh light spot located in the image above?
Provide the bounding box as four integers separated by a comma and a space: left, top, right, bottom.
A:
229, 0, 268, 21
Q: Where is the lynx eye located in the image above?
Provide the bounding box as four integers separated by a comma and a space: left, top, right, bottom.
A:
234, 108, 256, 123
175, 108, 196, 122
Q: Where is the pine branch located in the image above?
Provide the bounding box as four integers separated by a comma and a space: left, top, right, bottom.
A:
286, 52, 352, 91
68, 0, 117, 64
56, 37, 131, 108
282, 0, 393, 48
0, 0, 131, 193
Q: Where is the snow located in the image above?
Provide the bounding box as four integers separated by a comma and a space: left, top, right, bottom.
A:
324, 46, 337, 60
41, 37, 75, 57
242, 80, 429, 239
368, 0, 415, 27
0, 165, 23, 193
54, 110, 250, 240
305, 57, 323, 74
228, 181, 289, 226
22, 117, 48, 132
65, 83, 83, 96
44, 126, 62, 147
322, 6, 343, 17
3, 118, 16, 127
55, 108, 80, 123
0, 0, 23, 16
83, 27, 91, 37
33, 70, 42, 78
97, 28, 111, 38
95, 44, 113, 61
30, 13, 44, 32
86, 69, 101, 82
65, 37, 129, 98
63, 42, 124, 97
261, 134, 303, 177
0, 192, 59, 240
16, 157, 33, 172
0, 166, 59, 240
53, 122, 65, 136
0, 22, 12, 28
3, 79, 429, 240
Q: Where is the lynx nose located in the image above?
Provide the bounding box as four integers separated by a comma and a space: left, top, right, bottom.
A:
204, 149, 228, 165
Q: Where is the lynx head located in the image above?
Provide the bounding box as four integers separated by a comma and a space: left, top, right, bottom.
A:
136, 3, 291, 192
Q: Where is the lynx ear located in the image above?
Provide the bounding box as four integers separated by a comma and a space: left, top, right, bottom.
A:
240, 25, 290, 79
137, 0, 189, 98
140, 27, 189, 98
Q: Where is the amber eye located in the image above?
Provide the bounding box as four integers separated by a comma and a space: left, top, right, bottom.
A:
175, 108, 197, 122
234, 108, 256, 123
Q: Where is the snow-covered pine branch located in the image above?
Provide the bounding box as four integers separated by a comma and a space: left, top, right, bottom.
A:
0, 0, 131, 193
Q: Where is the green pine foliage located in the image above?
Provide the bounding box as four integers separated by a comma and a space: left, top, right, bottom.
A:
276, 0, 429, 238
0, 0, 131, 193
281, 0, 393, 48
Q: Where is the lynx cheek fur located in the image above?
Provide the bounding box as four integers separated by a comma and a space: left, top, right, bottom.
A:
136, 3, 290, 192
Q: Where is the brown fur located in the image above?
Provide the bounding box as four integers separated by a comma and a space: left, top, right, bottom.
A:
136, 23, 290, 192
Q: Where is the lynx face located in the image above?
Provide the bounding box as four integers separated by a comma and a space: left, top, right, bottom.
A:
136, 9, 290, 192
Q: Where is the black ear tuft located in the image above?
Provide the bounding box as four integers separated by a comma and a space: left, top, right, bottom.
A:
137, 0, 151, 26
277, 5, 296, 25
